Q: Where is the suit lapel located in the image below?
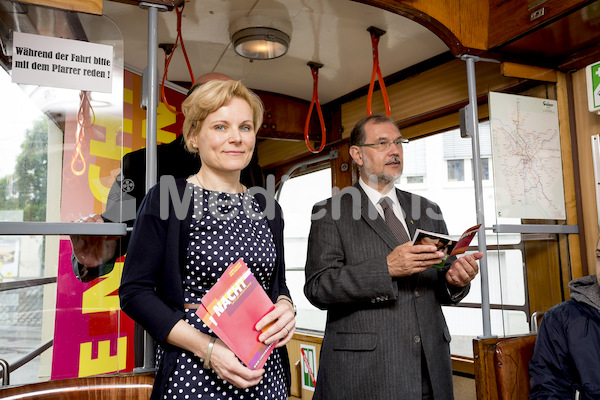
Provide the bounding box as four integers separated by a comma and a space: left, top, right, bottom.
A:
356, 183, 399, 250
396, 188, 417, 241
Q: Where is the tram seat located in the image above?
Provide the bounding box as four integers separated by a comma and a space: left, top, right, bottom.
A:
473, 334, 537, 400
0, 373, 154, 399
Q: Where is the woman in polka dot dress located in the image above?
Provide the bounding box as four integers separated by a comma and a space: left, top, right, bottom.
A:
120, 80, 296, 400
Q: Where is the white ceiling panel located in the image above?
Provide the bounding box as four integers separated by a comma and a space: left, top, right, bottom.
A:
103, 0, 449, 103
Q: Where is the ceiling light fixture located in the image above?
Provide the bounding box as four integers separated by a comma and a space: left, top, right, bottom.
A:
230, 15, 292, 60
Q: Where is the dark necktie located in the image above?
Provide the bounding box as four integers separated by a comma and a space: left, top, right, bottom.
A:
379, 197, 410, 244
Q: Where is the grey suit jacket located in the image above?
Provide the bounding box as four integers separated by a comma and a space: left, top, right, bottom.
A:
304, 183, 468, 400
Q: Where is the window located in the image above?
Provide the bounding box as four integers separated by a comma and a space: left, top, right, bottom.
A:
0, 9, 127, 385
400, 121, 528, 357
406, 176, 424, 184
472, 158, 490, 180
277, 167, 332, 332
443, 122, 493, 183
447, 159, 465, 181
402, 139, 426, 184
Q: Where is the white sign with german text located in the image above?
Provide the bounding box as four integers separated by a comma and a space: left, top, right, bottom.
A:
11, 31, 113, 93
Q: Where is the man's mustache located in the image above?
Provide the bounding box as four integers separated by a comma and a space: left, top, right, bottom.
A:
385, 156, 402, 165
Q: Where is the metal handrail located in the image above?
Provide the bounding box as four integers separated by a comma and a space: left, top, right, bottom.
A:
0, 339, 53, 386
530, 311, 545, 333
0, 358, 8, 386
0, 222, 126, 236
0, 277, 56, 385
0, 277, 57, 292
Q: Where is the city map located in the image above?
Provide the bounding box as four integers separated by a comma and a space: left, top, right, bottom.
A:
489, 92, 566, 220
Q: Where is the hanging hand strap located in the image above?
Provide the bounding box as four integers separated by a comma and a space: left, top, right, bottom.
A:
71, 91, 94, 176
366, 26, 391, 117
304, 62, 326, 154
160, 2, 195, 115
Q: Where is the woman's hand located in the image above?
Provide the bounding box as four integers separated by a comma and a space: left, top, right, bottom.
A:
167, 321, 264, 389
255, 297, 296, 348
209, 338, 265, 389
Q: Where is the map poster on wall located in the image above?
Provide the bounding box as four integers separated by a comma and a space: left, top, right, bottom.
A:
489, 92, 566, 220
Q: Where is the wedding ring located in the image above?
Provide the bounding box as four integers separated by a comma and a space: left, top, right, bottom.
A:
284, 327, 289, 336
419, 260, 422, 267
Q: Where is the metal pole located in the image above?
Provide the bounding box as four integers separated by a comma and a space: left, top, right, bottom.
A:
137, 1, 167, 372
462, 55, 493, 338
141, 2, 165, 191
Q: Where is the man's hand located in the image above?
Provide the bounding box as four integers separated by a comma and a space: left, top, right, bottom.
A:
70, 213, 118, 268
387, 242, 446, 277
445, 252, 483, 288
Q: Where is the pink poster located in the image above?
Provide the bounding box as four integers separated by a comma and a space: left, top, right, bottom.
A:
51, 70, 186, 379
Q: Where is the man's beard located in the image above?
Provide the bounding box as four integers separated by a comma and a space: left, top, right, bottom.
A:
363, 156, 402, 186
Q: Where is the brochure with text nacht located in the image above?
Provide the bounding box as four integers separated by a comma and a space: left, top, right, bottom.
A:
199, 258, 277, 370
412, 224, 481, 269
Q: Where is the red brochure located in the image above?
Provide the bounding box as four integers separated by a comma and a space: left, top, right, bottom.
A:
412, 224, 481, 269
198, 258, 277, 370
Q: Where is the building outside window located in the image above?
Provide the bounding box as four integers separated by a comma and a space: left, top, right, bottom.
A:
278, 168, 331, 333
447, 159, 465, 181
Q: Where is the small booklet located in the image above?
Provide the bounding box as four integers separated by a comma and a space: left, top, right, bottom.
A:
412, 224, 481, 269
198, 258, 277, 370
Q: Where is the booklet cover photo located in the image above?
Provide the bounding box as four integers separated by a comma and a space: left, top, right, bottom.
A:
412, 224, 481, 269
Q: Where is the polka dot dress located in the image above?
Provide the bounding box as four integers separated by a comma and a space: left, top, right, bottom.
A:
158, 184, 287, 400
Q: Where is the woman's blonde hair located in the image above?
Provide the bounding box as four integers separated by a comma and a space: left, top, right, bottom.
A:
181, 80, 264, 152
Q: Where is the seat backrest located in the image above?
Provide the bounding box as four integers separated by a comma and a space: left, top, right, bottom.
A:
0, 373, 154, 399
494, 335, 537, 400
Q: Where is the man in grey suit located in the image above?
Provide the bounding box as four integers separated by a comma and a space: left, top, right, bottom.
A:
304, 114, 483, 400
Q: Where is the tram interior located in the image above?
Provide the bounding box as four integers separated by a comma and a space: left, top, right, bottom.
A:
1, 0, 600, 399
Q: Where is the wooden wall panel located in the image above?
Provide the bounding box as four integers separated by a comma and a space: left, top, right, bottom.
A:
473, 337, 501, 400
286, 333, 322, 400
571, 68, 600, 275
331, 142, 353, 190
501, 62, 558, 83
18, 0, 102, 14
258, 140, 310, 169
488, 0, 590, 48
518, 82, 555, 99
257, 91, 310, 141
399, 103, 488, 139
525, 237, 564, 314
261, 60, 522, 169
341, 59, 520, 139
514, 77, 584, 294
557, 71, 582, 280
0, 374, 154, 399
361, 0, 489, 52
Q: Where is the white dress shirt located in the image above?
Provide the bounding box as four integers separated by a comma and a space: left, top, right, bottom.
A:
358, 178, 411, 240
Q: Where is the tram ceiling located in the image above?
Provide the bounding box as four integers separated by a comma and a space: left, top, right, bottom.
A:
101, 0, 450, 104
4, 0, 600, 103
101, 0, 600, 102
